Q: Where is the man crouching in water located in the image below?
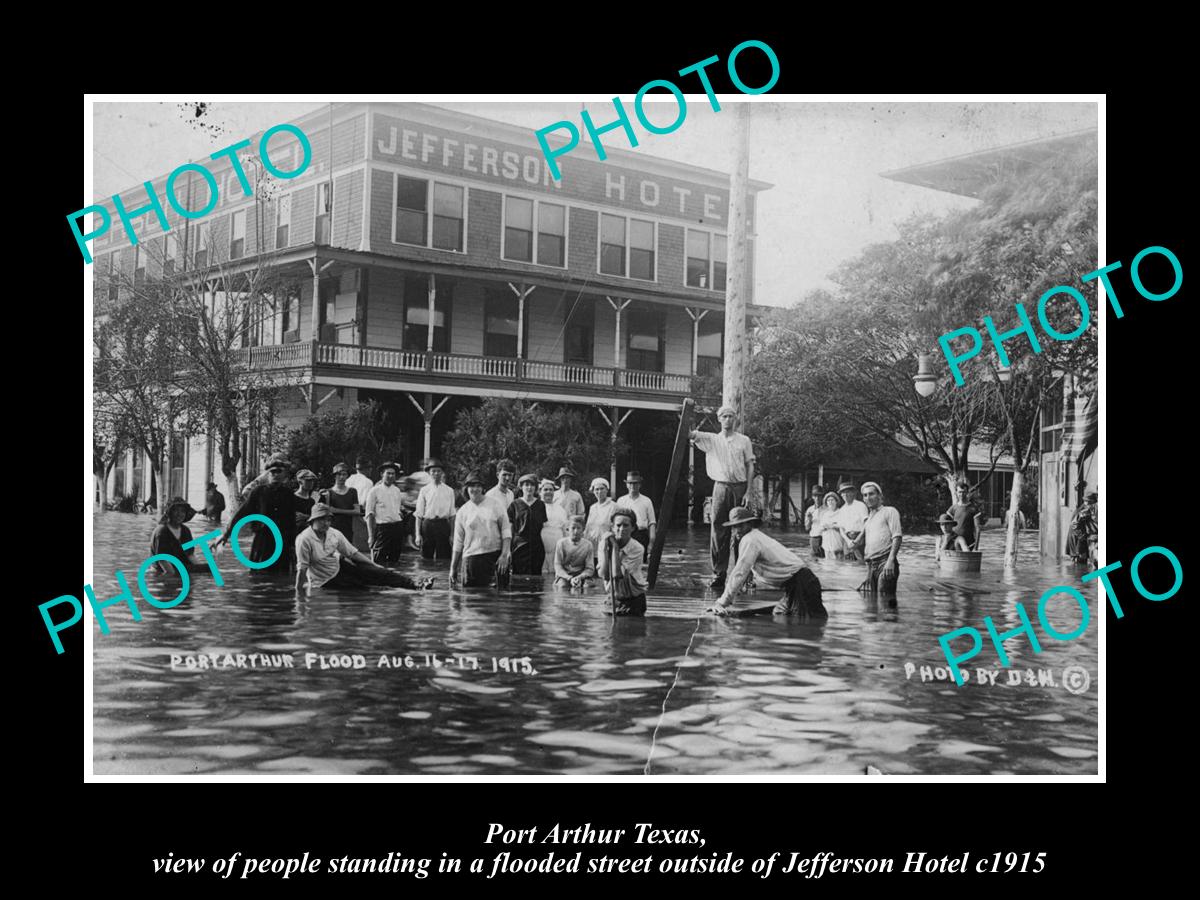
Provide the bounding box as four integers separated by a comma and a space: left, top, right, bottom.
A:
597, 507, 647, 616
296, 503, 435, 594
709, 507, 827, 619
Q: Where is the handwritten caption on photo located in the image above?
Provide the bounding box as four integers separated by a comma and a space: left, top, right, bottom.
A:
169, 652, 537, 674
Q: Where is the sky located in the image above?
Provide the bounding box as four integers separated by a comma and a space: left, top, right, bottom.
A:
92, 98, 1097, 307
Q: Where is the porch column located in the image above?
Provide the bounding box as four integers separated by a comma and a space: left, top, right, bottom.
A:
686, 307, 708, 378
426, 274, 437, 351
606, 296, 632, 379
408, 392, 450, 462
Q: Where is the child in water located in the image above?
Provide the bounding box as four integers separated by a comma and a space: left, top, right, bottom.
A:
554, 516, 596, 589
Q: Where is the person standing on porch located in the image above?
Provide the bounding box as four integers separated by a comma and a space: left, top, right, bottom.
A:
689, 405, 757, 592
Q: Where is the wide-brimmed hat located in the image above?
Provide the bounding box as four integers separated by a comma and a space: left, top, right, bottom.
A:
937, 513, 956, 525
378, 460, 401, 474
307, 503, 334, 523
590, 477, 610, 491
331, 462, 350, 475
462, 471, 485, 489
161, 497, 197, 523
722, 506, 761, 528
556, 466, 577, 480
837, 480, 857, 492
424, 458, 445, 472
624, 470, 643, 484
265, 457, 290, 472
296, 468, 317, 481
822, 491, 842, 506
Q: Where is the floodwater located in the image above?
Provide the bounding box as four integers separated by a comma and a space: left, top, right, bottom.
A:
91, 513, 1097, 776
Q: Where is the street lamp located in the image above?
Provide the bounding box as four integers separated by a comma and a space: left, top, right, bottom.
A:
913, 352, 937, 397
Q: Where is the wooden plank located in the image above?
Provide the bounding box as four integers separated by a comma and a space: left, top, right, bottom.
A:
647, 398, 694, 588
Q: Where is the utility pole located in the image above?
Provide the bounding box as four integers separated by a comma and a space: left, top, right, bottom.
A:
722, 103, 751, 415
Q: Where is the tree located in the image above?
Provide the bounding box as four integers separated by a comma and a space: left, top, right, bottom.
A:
926, 136, 1097, 566
441, 399, 626, 488
95, 228, 294, 512
94, 279, 188, 513
285, 401, 405, 483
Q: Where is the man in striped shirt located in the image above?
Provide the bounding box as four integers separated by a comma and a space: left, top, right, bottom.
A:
690, 405, 758, 592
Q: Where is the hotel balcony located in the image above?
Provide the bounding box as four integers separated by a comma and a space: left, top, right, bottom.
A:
235, 341, 713, 409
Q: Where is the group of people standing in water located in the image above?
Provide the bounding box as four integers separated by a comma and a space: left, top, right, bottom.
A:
148, 454, 661, 615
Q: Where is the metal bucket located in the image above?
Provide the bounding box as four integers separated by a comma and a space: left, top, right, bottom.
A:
939, 549, 982, 574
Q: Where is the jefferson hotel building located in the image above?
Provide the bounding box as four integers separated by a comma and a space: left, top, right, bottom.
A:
94, 101, 769, 514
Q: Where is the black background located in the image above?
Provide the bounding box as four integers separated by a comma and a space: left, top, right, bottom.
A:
26, 29, 1188, 890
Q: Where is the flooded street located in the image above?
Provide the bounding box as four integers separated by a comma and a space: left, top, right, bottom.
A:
92, 513, 1097, 775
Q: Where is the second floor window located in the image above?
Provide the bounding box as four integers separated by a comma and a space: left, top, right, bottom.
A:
687, 229, 727, 290
503, 196, 567, 267
394, 175, 465, 252
276, 194, 291, 249
194, 221, 210, 268
106, 251, 120, 302
230, 209, 246, 260
163, 233, 177, 277
504, 197, 533, 262
134, 246, 145, 289
600, 214, 655, 281
316, 181, 333, 244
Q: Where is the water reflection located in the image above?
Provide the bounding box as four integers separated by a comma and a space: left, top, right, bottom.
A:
92, 513, 1096, 775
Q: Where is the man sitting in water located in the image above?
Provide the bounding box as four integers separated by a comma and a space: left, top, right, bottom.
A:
709, 507, 826, 619
295, 503, 435, 593
596, 507, 647, 616
554, 515, 596, 589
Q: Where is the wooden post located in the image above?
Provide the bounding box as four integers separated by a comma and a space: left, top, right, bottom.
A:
722, 104, 751, 415
647, 399, 694, 588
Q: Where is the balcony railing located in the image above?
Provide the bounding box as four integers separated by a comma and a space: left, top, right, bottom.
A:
236, 341, 705, 396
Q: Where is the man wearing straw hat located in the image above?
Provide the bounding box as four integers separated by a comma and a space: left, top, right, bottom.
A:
295, 503, 434, 593
365, 461, 407, 565
414, 458, 457, 560
553, 466, 585, 519
689, 404, 758, 591
709, 507, 826, 619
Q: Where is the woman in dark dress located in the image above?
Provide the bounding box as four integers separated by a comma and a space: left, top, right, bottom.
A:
149, 497, 200, 575
508, 473, 548, 575
293, 468, 319, 532
216, 459, 298, 573
323, 462, 361, 542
